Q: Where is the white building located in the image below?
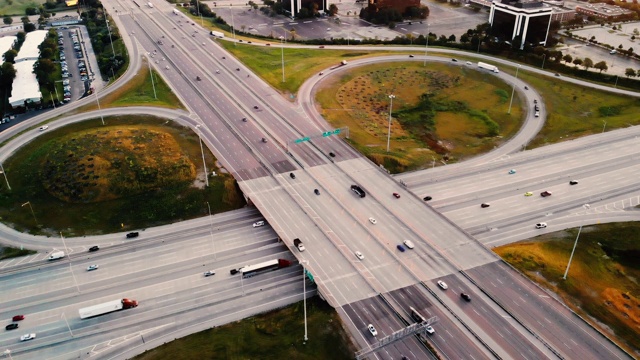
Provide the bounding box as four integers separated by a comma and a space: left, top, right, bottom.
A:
0, 36, 17, 61
10, 30, 48, 108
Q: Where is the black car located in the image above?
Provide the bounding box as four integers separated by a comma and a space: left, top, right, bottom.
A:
5, 323, 18, 330
423, 196, 432, 201
314, 189, 320, 195
88, 246, 100, 252
126, 232, 139, 239
329, 152, 336, 157
290, 173, 296, 179
451, 58, 458, 62
481, 203, 490, 208
569, 180, 579, 185
461, 293, 471, 301
230, 269, 239, 275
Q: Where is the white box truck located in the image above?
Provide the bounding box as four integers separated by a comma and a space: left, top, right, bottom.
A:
48, 251, 65, 260
478, 62, 499, 73
210, 31, 224, 39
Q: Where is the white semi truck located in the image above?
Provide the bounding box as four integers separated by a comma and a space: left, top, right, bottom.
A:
48, 251, 65, 260
210, 31, 224, 39
478, 62, 499, 73
79, 298, 139, 319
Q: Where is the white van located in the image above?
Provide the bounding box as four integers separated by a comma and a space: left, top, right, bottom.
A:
252, 221, 265, 228
610, 50, 617, 55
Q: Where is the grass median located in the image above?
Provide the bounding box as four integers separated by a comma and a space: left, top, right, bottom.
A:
495, 223, 640, 354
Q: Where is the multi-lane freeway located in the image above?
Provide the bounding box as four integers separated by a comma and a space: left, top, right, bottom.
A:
0, 0, 637, 359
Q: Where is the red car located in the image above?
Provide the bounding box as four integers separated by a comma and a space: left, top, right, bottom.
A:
12, 315, 25, 321
393, 193, 400, 199
540, 191, 552, 197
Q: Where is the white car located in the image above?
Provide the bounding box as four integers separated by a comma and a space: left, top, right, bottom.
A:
252, 221, 265, 228
39, 126, 49, 131
403, 240, 415, 249
204, 270, 215, 277
355, 251, 364, 260
368, 217, 377, 225
20, 333, 36, 341
426, 325, 435, 334
86, 265, 99, 271
437, 280, 448, 290
367, 324, 377, 336
535, 223, 547, 229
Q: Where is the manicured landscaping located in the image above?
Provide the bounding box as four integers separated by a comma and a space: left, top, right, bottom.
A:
0, 116, 245, 236
0, 246, 36, 261
133, 296, 355, 360
514, 71, 640, 149
494, 223, 640, 354
79, 61, 183, 111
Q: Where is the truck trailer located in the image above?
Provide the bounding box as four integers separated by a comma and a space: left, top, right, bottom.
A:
79, 298, 138, 319
477, 62, 499, 73
48, 251, 65, 261
210, 31, 224, 39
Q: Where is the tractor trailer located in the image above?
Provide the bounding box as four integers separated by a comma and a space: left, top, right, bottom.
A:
79, 298, 138, 319
478, 62, 499, 73
210, 31, 224, 39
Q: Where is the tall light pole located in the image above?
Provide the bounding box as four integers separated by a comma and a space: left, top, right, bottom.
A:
423, 23, 429, 66
541, 53, 546, 69
614, 75, 619, 88
60, 232, 80, 293
477, 35, 481, 53
94, 89, 105, 125
21, 201, 38, 226
0, 163, 11, 190
206, 201, 216, 260
61, 312, 74, 337
196, 0, 203, 26
147, 56, 157, 99
105, 17, 115, 58
507, 65, 521, 114
195, 125, 209, 187
387, 95, 395, 153
231, 7, 236, 44
280, 35, 285, 83
4, 349, 13, 360
563, 225, 582, 280
301, 260, 309, 343
50, 93, 56, 109
602, 120, 607, 133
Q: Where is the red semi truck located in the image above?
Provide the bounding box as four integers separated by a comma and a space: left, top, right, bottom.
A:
79, 298, 138, 319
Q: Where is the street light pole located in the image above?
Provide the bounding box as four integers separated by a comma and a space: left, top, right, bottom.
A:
507, 65, 521, 114
0, 163, 11, 190
61, 312, 74, 337
231, 7, 236, 44
4, 349, 13, 360
281, 35, 285, 83
206, 201, 216, 260
302, 260, 309, 343
50, 93, 56, 109
60, 232, 80, 293
195, 125, 209, 187
387, 95, 395, 153
21, 201, 38, 225
94, 89, 105, 125
602, 120, 607, 133
614, 75, 619, 88
423, 23, 429, 66
147, 56, 157, 99
541, 54, 546, 69
477, 35, 481, 53
563, 225, 582, 280
105, 18, 115, 58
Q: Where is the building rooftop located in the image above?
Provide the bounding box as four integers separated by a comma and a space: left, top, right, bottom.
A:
16, 30, 48, 62
9, 60, 42, 107
0, 36, 17, 60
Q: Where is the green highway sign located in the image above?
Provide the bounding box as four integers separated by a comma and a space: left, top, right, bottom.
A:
305, 269, 315, 283
294, 137, 310, 144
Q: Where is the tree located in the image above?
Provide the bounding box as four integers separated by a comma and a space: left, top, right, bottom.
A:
573, 58, 583, 67
618, 44, 623, 49
594, 61, 608, 73
460, 33, 469, 44
448, 34, 456, 43
628, 47, 634, 54
3, 16, 12, 25
25, 7, 38, 15
625, 68, 636, 77
3, 49, 17, 63
583, 57, 594, 70
0, 62, 17, 86
329, 3, 338, 16
563, 54, 573, 64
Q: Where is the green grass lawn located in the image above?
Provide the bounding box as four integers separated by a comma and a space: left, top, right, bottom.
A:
495, 223, 640, 354
0, 0, 44, 16
0, 116, 244, 236
133, 297, 355, 360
